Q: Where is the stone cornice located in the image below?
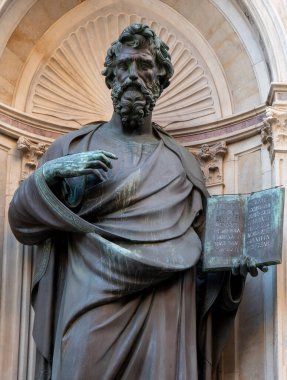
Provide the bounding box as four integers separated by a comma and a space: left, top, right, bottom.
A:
0, 101, 266, 146
168, 104, 265, 134
171, 105, 265, 146
267, 82, 287, 106
0, 102, 68, 143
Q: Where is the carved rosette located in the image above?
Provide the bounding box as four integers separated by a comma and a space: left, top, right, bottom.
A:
191, 141, 227, 188
261, 106, 287, 161
17, 137, 48, 181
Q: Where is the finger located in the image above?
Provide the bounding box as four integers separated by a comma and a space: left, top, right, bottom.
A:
78, 152, 110, 166
258, 265, 268, 273
246, 257, 258, 277
239, 255, 247, 267
249, 265, 258, 277
87, 160, 110, 172
91, 169, 105, 182
232, 265, 240, 276
80, 169, 105, 181
240, 263, 248, 277
93, 153, 114, 168
99, 150, 118, 159
232, 259, 240, 276
90, 150, 118, 160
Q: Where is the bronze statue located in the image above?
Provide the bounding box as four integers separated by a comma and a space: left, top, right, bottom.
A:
9, 24, 259, 380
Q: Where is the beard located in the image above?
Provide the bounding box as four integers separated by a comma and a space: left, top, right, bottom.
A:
111, 78, 161, 129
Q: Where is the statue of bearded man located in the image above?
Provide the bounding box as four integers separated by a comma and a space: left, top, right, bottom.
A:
9, 24, 249, 380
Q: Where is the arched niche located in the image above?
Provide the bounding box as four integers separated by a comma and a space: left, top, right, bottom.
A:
13, 0, 233, 130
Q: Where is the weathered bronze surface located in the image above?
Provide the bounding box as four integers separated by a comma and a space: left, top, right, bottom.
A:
9, 24, 250, 380
246, 187, 284, 262
203, 187, 284, 271
204, 196, 245, 267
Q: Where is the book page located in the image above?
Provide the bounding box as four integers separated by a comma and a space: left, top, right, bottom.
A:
245, 188, 284, 265
203, 196, 245, 270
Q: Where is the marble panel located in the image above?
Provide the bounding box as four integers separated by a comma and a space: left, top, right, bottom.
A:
0, 77, 13, 110
0, 48, 22, 85
237, 149, 262, 193
238, 274, 266, 380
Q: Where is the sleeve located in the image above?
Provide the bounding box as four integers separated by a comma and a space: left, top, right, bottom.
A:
8, 138, 61, 244
197, 270, 245, 376
8, 136, 95, 245
219, 272, 245, 311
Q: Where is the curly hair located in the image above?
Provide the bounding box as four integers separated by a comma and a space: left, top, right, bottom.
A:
102, 24, 174, 92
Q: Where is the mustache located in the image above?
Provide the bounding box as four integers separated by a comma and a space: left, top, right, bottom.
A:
120, 90, 146, 119
110, 76, 162, 127
116, 79, 150, 98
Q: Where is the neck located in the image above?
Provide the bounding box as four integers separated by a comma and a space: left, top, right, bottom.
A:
107, 112, 158, 143
111, 112, 153, 134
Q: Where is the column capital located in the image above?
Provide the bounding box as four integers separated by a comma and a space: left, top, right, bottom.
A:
16, 136, 48, 182
261, 106, 287, 161
191, 141, 227, 194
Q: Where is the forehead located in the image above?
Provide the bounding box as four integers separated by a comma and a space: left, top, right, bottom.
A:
116, 46, 154, 61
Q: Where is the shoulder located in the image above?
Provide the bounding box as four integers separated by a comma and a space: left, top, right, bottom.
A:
153, 123, 199, 163
42, 123, 104, 162
154, 123, 209, 197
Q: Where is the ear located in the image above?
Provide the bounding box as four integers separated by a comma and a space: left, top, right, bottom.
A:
157, 67, 166, 77
157, 67, 167, 89
105, 74, 115, 89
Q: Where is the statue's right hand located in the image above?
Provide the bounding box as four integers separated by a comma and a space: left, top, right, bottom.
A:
42, 150, 118, 185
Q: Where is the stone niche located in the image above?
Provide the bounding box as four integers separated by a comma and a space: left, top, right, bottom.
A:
0, 0, 286, 379
6, 0, 237, 130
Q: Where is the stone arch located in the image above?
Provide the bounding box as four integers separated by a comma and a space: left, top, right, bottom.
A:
13, 0, 233, 130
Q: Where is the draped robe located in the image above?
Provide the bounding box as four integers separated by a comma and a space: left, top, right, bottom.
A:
8, 123, 244, 380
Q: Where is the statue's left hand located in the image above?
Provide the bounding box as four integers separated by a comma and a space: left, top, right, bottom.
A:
231, 255, 268, 277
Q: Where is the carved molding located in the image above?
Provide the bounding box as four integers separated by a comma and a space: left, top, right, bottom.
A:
191, 141, 227, 187
0, 101, 265, 145
16, 137, 48, 181
261, 106, 287, 161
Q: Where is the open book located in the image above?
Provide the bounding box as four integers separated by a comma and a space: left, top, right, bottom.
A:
203, 187, 285, 271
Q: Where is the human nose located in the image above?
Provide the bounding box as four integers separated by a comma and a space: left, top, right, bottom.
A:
129, 62, 138, 81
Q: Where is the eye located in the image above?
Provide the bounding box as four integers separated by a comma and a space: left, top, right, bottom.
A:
118, 62, 128, 70
141, 63, 150, 71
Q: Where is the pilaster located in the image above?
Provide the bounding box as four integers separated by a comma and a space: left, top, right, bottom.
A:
262, 84, 287, 379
